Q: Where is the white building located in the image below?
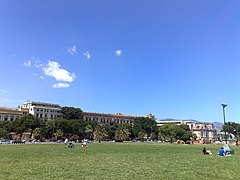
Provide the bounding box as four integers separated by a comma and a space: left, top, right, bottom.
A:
21, 101, 62, 120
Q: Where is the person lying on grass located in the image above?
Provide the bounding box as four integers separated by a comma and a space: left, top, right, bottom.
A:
202, 147, 212, 155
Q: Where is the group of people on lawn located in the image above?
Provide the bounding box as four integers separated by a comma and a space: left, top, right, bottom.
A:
64, 138, 88, 149
202, 147, 231, 156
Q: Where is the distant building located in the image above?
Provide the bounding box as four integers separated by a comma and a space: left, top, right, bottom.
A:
157, 119, 194, 128
21, 101, 62, 120
191, 122, 217, 141
0, 107, 24, 121
83, 112, 136, 125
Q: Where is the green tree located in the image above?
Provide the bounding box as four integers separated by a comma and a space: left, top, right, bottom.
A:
133, 117, 158, 138
158, 123, 176, 142
223, 122, 240, 145
84, 124, 93, 139
115, 125, 131, 141
61, 106, 83, 120
138, 131, 145, 141
150, 132, 157, 140
0, 128, 8, 139
55, 129, 64, 140
175, 124, 192, 143
93, 126, 108, 142
158, 123, 192, 143
33, 127, 41, 140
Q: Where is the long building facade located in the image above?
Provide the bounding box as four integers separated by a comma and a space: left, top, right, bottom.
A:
1, 101, 137, 124
83, 112, 136, 125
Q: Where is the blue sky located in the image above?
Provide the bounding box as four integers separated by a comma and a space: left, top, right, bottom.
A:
0, 1, 240, 122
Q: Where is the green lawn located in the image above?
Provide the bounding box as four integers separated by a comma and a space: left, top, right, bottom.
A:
0, 142, 239, 180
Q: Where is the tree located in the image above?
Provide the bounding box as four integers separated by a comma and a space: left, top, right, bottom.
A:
115, 125, 131, 141
150, 132, 157, 141
133, 117, 158, 138
33, 127, 41, 140
61, 106, 83, 120
158, 123, 192, 143
175, 124, 192, 143
0, 128, 7, 139
158, 123, 176, 142
223, 122, 240, 145
138, 131, 145, 141
93, 126, 108, 142
84, 124, 93, 139
55, 129, 64, 140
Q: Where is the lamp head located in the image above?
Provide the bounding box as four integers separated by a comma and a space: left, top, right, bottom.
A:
221, 104, 227, 109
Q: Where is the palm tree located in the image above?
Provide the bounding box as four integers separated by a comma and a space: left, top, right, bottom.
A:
84, 124, 93, 139
138, 131, 145, 141
33, 127, 41, 140
93, 126, 108, 142
55, 129, 63, 140
115, 125, 131, 141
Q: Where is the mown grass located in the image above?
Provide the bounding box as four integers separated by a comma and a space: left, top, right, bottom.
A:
0, 142, 239, 180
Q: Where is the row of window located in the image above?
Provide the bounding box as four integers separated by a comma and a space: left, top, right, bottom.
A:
0, 115, 19, 121
34, 108, 61, 113
84, 116, 134, 124
35, 114, 62, 119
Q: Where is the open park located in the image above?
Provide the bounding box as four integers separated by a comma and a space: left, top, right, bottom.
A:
1, 142, 239, 180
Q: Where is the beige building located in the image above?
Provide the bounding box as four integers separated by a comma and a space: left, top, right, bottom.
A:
190, 122, 217, 142
83, 112, 136, 125
0, 107, 24, 121
21, 101, 62, 120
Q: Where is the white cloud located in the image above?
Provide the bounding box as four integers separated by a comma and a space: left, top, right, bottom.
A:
52, 83, 70, 88
23, 60, 32, 67
40, 75, 45, 80
115, 50, 122, 56
84, 51, 91, 59
42, 61, 76, 82
67, 45, 77, 55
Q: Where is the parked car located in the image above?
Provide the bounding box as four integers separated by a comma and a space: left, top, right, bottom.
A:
11, 140, 26, 144
0, 139, 11, 144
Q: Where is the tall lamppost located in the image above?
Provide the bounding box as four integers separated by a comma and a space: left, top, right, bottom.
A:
221, 103, 227, 144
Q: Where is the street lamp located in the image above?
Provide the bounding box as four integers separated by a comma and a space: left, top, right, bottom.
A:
221, 103, 227, 144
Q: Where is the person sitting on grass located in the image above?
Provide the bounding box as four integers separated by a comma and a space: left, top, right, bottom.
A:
202, 147, 212, 155
218, 147, 225, 156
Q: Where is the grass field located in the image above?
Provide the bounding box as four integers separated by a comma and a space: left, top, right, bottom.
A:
0, 142, 239, 180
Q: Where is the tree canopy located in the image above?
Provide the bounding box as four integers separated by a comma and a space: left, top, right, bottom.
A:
61, 106, 83, 120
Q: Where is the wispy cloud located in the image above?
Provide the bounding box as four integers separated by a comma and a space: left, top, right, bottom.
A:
42, 61, 76, 82
115, 50, 122, 56
67, 45, 77, 55
84, 51, 91, 59
23, 60, 32, 67
52, 83, 70, 88
40, 75, 45, 80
